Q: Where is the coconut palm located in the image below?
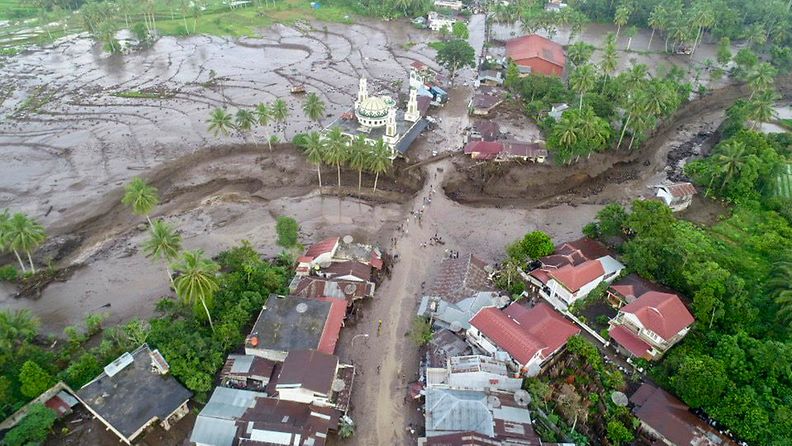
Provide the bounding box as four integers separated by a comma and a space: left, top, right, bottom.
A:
299, 131, 326, 189
577, 107, 611, 152
369, 139, 392, 193
567, 42, 594, 68
171, 250, 219, 332
747, 90, 779, 129
714, 139, 747, 191
0, 309, 40, 350
303, 93, 326, 128
617, 91, 648, 150
4, 213, 46, 274
348, 134, 370, 192
569, 64, 596, 110
324, 127, 348, 191
689, 2, 715, 55
207, 107, 234, 137
613, 6, 630, 40
770, 262, 792, 327
255, 102, 273, 151
647, 5, 667, 50
234, 109, 256, 144
271, 98, 289, 139
143, 219, 182, 287
600, 34, 618, 90
122, 177, 159, 226
747, 63, 778, 99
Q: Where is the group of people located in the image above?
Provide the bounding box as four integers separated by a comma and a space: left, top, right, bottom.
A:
420, 233, 445, 248
446, 249, 461, 259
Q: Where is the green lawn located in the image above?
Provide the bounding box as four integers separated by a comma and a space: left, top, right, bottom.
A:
0, 0, 36, 20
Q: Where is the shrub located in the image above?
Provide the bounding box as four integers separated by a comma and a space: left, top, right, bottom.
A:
410, 317, 433, 346
85, 313, 107, 336
19, 361, 56, 398
3, 404, 57, 446
275, 216, 300, 249
0, 265, 18, 281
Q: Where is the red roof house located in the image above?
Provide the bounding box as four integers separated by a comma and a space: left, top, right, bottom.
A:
296, 237, 340, 275
505, 34, 565, 76
548, 260, 605, 294
467, 303, 580, 376
609, 291, 694, 360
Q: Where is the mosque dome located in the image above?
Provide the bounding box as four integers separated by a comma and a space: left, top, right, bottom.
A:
355, 95, 396, 128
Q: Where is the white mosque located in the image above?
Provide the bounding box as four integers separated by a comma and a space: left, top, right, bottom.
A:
326, 78, 428, 158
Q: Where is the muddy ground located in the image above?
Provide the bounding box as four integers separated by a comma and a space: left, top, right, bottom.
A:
1, 14, 785, 446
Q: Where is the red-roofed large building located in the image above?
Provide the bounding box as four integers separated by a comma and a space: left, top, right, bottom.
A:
609, 291, 694, 360
505, 34, 565, 77
525, 237, 624, 308
466, 303, 580, 376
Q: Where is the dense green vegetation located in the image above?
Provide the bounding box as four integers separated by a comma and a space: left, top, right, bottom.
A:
505, 39, 691, 164
0, 242, 288, 422
570, 0, 792, 57
585, 161, 792, 443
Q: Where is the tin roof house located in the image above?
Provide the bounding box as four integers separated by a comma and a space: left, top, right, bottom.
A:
76, 344, 192, 445
654, 182, 697, 212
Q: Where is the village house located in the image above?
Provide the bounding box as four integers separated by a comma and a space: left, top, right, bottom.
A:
420, 388, 540, 443
464, 120, 501, 143
418, 254, 503, 332
426, 355, 522, 392
245, 295, 346, 361
464, 140, 547, 163
426, 329, 473, 369
290, 276, 375, 313
220, 354, 278, 392
295, 235, 383, 277
630, 383, 738, 446
609, 291, 695, 360
654, 182, 697, 212
477, 70, 503, 87
190, 387, 341, 446
427, 11, 456, 32
525, 237, 624, 308
467, 303, 580, 376
274, 350, 355, 412
505, 34, 566, 77
544, 255, 624, 307
469, 86, 504, 116
76, 344, 192, 445
606, 273, 675, 308
433, 0, 463, 10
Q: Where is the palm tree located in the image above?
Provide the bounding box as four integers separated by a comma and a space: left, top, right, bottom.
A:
600, 34, 618, 90
647, 5, 666, 50
577, 107, 611, 153
613, 6, 630, 40
570, 64, 596, 110
689, 3, 715, 55
271, 98, 289, 139
0, 309, 40, 350
255, 102, 273, 151
122, 177, 159, 226
714, 140, 747, 191
770, 262, 792, 327
747, 90, 779, 129
207, 108, 234, 137
324, 127, 348, 191
143, 219, 182, 287
348, 134, 370, 192
171, 250, 219, 332
554, 114, 578, 148
299, 131, 326, 189
567, 41, 594, 68
4, 213, 46, 273
616, 91, 648, 150
234, 109, 256, 144
369, 139, 392, 193
303, 93, 326, 128
747, 63, 777, 99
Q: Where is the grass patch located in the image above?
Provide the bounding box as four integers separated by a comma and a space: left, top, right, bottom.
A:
16, 85, 55, 114
113, 89, 175, 99
777, 118, 792, 131
0, 0, 36, 20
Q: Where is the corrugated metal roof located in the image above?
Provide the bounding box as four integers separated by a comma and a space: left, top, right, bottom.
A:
200, 387, 263, 419
190, 416, 239, 446
230, 355, 254, 374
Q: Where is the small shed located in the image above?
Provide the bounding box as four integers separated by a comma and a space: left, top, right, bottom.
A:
654, 182, 696, 212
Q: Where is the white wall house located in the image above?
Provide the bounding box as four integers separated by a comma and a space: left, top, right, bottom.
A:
608, 291, 695, 361
428, 11, 456, 32
546, 256, 624, 307
654, 183, 697, 212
